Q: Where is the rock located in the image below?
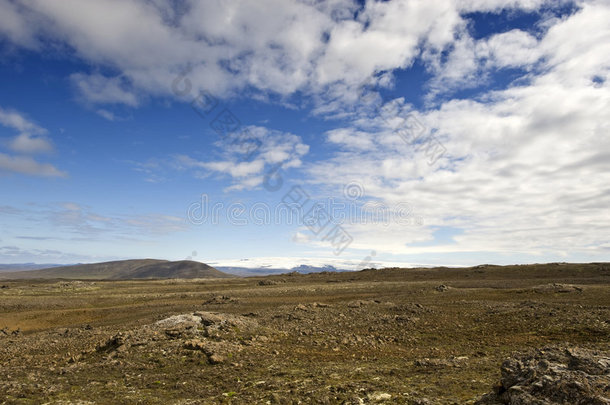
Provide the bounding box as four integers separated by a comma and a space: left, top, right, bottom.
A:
476, 346, 610, 404
183, 340, 224, 364
241, 312, 258, 317
394, 315, 419, 323
347, 300, 376, 308
435, 284, 451, 292
257, 279, 278, 286
207, 353, 225, 364
533, 283, 583, 293
203, 295, 238, 305
194, 312, 224, 326
269, 392, 293, 404
414, 356, 468, 368
155, 311, 259, 341
567, 348, 610, 375
155, 314, 202, 328
96, 333, 125, 353
270, 393, 282, 404
164, 329, 183, 338
368, 392, 392, 402
183, 339, 207, 351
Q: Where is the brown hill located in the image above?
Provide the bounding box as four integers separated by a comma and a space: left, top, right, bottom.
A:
0, 259, 231, 280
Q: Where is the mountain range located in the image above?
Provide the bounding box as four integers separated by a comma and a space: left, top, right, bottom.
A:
0, 259, 230, 280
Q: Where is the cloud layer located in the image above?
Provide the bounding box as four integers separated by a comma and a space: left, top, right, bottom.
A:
306, 1, 610, 258
1, 0, 608, 263
0, 0, 567, 107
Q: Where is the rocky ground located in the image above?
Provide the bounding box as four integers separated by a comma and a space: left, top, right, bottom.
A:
476, 347, 610, 404
0, 264, 609, 404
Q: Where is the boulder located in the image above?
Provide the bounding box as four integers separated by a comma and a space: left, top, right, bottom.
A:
476, 347, 610, 404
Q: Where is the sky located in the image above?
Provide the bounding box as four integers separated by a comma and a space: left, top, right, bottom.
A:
0, 0, 609, 270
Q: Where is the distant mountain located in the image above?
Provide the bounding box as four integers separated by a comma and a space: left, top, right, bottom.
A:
291, 264, 339, 273
0, 263, 64, 273
0, 259, 231, 280
217, 264, 348, 276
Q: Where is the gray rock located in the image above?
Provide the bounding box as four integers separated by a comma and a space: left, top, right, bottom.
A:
476, 347, 610, 404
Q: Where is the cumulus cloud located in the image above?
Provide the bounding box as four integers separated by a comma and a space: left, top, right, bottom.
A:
0, 107, 64, 176
8, 133, 54, 154
304, 1, 610, 259
0, 0, 39, 48
0, 107, 54, 154
1, 0, 607, 263
0, 0, 560, 109
176, 125, 309, 191
455, 0, 563, 13
423, 27, 543, 100
0, 107, 46, 135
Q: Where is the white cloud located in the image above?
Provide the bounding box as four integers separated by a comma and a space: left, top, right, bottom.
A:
71, 73, 139, 106
177, 125, 309, 191
424, 28, 543, 100
303, 2, 610, 259
326, 128, 376, 150
0, 106, 62, 175
0, 0, 559, 110
0, 0, 39, 48
0, 107, 54, 154
292, 231, 313, 244
96, 109, 117, 121
484, 29, 541, 68
0, 152, 66, 177
5, 201, 189, 237
0, 106, 46, 135
539, 0, 610, 85
455, 0, 560, 13
8, 133, 54, 154
61, 202, 81, 211
0, 245, 111, 263
316, 1, 460, 85
1, 0, 608, 264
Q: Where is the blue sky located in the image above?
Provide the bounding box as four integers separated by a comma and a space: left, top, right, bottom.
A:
0, 0, 609, 269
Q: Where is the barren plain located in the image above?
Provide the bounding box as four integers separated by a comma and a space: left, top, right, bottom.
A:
1, 263, 609, 404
